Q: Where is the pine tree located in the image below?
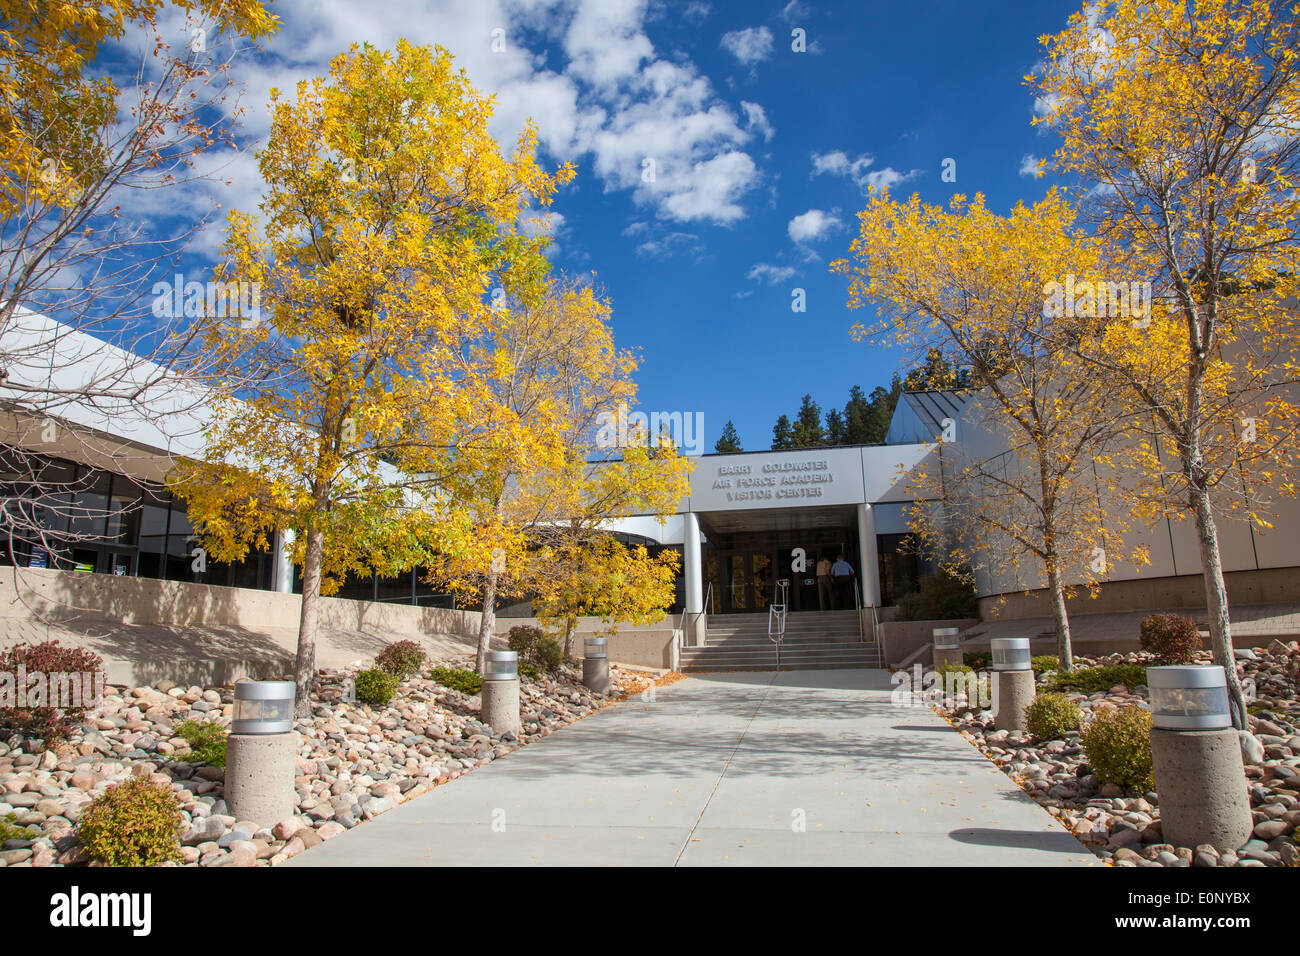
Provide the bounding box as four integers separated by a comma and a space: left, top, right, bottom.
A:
771, 414, 794, 450
714, 420, 743, 453
824, 408, 845, 445
792, 394, 825, 448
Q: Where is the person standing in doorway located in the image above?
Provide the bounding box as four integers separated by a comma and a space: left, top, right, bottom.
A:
816, 553, 833, 611
831, 553, 855, 609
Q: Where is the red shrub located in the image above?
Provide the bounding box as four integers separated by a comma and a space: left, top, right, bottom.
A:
0, 640, 105, 744
1138, 613, 1201, 665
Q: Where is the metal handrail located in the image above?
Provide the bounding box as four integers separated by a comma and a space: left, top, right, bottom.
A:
675, 580, 713, 653
768, 581, 788, 671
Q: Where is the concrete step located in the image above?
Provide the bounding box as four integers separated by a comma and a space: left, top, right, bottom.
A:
705, 634, 864, 646
680, 640, 882, 672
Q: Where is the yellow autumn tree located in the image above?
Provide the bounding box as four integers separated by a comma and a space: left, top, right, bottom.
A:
527, 422, 690, 658
833, 190, 1142, 670
531, 534, 681, 657
1033, 0, 1300, 722
426, 274, 639, 672
0, 4, 278, 569
174, 41, 573, 714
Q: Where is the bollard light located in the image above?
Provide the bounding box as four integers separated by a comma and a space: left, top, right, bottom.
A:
1147, 665, 1231, 730
932, 627, 960, 650
484, 650, 518, 682
990, 637, 1031, 671
584, 637, 608, 659
231, 680, 294, 734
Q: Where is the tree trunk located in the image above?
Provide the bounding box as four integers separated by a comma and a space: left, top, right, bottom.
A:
563, 618, 576, 660
1046, 557, 1074, 673
1189, 482, 1247, 728
293, 528, 326, 719
476, 569, 498, 674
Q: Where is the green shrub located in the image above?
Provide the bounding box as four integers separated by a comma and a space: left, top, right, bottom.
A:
375, 640, 426, 678
1139, 613, 1201, 665
1031, 655, 1060, 675
1045, 663, 1148, 694
1081, 706, 1154, 791
430, 666, 482, 695
0, 813, 38, 842
354, 667, 402, 707
174, 719, 228, 767
76, 776, 182, 867
963, 651, 991, 670
507, 625, 564, 673
895, 567, 978, 622
1024, 692, 1082, 739
0, 640, 104, 745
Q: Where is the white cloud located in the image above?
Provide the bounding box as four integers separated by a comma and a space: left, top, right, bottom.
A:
564, 0, 654, 88
1018, 153, 1044, 178
746, 262, 796, 284
633, 230, 700, 259
787, 208, 840, 243
720, 26, 774, 66
740, 101, 774, 142
811, 149, 919, 194
780, 0, 809, 22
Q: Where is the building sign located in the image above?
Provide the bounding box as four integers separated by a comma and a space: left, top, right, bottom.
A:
677, 444, 935, 515
688, 448, 866, 511
709, 459, 835, 502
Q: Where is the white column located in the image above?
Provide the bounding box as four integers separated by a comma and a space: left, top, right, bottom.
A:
856, 503, 880, 607
682, 511, 705, 645
273, 528, 295, 594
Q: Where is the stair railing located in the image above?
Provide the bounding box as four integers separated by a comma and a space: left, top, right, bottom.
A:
675, 580, 713, 658
769, 579, 789, 671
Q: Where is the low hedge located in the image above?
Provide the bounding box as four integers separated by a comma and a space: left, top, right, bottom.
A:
430, 667, 483, 696
1044, 663, 1148, 694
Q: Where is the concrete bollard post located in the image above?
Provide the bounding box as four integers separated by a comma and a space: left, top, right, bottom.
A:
1150, 728, 1253, 853
991, 637, 1035, 732
481, 651, 521, 737
993, 669, 1036, 732
1146, 665, 1252, 853
932, 627, 963, 670
225, 731, 297, 826
933, 645, 964, 669
226, 680, 297, 826
583, 637, 610, 694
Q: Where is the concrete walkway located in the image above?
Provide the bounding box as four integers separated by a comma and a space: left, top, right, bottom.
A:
288, 669, 1098, 867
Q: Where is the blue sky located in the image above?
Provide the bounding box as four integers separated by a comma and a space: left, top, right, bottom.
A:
118, 0, 1086, 451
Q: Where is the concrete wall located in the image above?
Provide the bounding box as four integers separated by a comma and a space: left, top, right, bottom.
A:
0, 567, 482, 637
979, 567, 1300, 621
0, 569, 676, 677
492, 615, 677, 670
878, 618, 981, 668
948, 390, 1300, 601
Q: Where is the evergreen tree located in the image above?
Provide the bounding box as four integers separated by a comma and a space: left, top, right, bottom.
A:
863, 380, 902, 443
843, 385, 872, 444
792, 394, 824, 447
714, 420, 743, 453
771, 414, 794, 450
824, 408, 845, 446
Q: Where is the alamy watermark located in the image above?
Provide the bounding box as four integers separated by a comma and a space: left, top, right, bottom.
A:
151, 273, 261, 327
0, 666, 106, 711
1043, 275, 1151, 328
595, 402, 704, 456
891, 664, 994, 712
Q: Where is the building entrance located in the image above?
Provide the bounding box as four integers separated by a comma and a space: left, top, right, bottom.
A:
705, 525, 860, 614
